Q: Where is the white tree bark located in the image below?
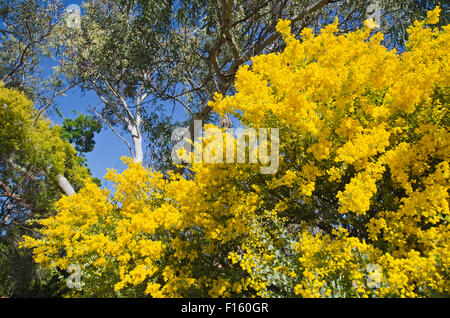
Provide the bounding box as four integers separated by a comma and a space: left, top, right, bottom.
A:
56, 174, 76, 196
130, 124, 143, 163
8, 158, 76, 196
96, 81, 147, 164
130, 88, 145, 163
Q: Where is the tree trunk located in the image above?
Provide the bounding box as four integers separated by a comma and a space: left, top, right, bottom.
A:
56, 174, 76, 196
129, 122, 143, 163
132, 134, 144, 163
7, 158, 76, 196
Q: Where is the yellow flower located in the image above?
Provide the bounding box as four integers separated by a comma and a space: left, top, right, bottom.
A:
364, 18, 380, 29
427, 6, 441, 24
21, 8, 450, 298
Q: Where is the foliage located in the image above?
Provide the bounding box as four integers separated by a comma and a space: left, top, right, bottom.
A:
47, 1, 450, 171
22, 8, 449, 298
57, 0, 179, 163
61, 112, 102, 154
139, 0, 450, 172
379, 0, 449, 48
0, 84, 90, 218
141, 108, 189, 173
0, 0, 73, 111
0, 240, 67, 297
0, 83, 93, 296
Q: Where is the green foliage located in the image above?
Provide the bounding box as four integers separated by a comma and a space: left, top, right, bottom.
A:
379, 0, 449, 48
61, 111, 102, 153
0, 83, 93, 297
0, 238, 67, 297
0, 0, 66, 99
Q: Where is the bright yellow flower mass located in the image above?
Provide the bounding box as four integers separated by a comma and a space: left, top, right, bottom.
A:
22, 7, 449, 298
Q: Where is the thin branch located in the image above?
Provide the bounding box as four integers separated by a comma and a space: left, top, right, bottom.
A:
103, 77, 137, 125
231, 0, 273, 27
0, 28, 17, 36
0, 181, 31, 209
34, 82, 79, 123
90, 106, 135, 158
247, 0, 336, 59
1, 16, 59, 83
162, 93, 193, 115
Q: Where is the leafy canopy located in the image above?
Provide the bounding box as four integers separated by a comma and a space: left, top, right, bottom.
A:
0, 83, 94, 296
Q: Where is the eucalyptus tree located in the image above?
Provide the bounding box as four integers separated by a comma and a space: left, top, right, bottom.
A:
0, 0, 62, 89
0, 0, 81, 114
58, 0, 178, 163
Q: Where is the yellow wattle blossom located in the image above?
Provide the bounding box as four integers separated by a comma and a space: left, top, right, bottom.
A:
21, 8, 449, 298
364, 18, 380, 29
427, 6, 441, 25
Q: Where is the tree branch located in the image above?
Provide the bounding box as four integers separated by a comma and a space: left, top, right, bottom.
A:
91, 106, 135, 158
34, 82, 79, 123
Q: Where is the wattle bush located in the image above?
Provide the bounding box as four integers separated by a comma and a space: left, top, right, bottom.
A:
22, 7, 449, 298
